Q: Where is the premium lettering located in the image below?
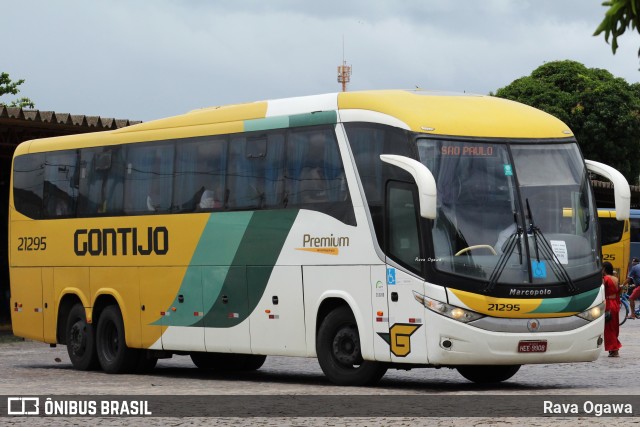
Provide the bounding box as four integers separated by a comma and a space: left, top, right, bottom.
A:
74, 227, 169, 256
302, 233, 349, 248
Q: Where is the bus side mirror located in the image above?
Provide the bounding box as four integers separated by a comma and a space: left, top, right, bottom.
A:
585, 159, 630, 220
380, 154, 437, 219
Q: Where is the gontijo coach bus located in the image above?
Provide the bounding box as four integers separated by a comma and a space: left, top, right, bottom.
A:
9, 90, 630, 385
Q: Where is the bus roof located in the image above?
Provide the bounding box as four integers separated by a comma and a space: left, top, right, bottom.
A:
16, 90, 573, 156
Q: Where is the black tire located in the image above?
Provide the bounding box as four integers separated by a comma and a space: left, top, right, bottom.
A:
457, 365, 521, 383
190, 352, 225, 370
316, 306, 387, 386
95, 305, 138, 374
234, 354, 266, 371
135, 352, 158, 373
65, 304, 99, 371
619, 302, 630, 326
190, 353, 266, 371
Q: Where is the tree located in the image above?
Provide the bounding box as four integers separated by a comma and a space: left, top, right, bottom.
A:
594, 0, 640, 56
494, 60, 640, 184
0, 72, 35, 108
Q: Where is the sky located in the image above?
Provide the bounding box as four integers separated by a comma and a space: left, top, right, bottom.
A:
3, 0, 640, 122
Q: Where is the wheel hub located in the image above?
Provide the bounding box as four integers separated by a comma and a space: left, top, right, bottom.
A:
332, 326, 362, 365
69, 321, 86, 354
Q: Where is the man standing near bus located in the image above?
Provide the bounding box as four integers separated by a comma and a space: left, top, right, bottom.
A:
624, 258, 640, 319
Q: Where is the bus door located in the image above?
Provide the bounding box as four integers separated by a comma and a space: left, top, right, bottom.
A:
384, 182, 429, 364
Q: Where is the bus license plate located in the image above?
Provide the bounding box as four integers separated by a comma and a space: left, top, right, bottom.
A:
518, 340, 547, 353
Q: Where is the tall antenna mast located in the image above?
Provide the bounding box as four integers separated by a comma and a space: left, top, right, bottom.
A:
337, 36, 352, 92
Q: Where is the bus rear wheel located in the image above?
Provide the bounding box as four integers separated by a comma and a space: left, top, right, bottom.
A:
65, 303, 99, 371
316, 306, 387, 386
457, 365, 521, 383
96, 305, 138, 374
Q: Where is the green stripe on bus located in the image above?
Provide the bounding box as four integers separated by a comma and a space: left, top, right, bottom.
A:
244, 116, 290, 132
152, 212, 253, 327
194, 209, 299, 328
244, 111, 337, 132
289, 111, 337, 127
531, 288, 599, 314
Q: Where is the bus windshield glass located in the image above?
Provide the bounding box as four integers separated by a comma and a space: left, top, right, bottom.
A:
599, 216, 624, 246
417, 139, 599, 285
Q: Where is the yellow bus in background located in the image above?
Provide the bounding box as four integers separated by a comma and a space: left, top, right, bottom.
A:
598, 209, 630, 278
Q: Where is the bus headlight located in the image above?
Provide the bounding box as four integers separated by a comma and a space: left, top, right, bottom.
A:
576, 302, 605, 321
413, 292, 484, 323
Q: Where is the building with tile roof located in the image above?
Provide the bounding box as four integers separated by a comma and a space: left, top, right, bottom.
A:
0, 107, 141, 328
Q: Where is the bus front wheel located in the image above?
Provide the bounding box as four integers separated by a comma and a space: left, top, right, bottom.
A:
96, 305, 138, 374
457, 365, 521, 383
316, 306, 387, 386
65, 303, 99, 371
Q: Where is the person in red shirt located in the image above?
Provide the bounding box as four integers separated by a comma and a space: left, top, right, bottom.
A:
603, 261, 621, 357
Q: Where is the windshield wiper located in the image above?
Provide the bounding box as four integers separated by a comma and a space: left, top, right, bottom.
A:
484, 212, 522, 293
526, 199, 578, 294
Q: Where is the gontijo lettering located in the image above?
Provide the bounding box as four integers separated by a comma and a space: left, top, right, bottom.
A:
74, 227, 169, 256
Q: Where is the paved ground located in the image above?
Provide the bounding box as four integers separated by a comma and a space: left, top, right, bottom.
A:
1, 320, 639, 425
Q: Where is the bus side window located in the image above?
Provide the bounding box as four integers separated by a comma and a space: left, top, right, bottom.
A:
13, 153, 45, 219
78, 147, 126, 216
174, 137, 228, 212
43, 150, 78, 218
286, 127, 353, 225
124, 142, 174, 214
287, 129, 349, 205
227, 132, 285, 210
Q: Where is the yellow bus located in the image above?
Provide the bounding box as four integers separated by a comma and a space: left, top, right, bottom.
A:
10, 90, 630, 385
598, 209, 630, 278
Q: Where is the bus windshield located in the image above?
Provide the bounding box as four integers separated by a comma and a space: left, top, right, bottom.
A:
598, 215, 625, 246
417, 139, 599, 285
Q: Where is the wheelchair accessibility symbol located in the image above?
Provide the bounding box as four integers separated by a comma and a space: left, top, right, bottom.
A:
387, 268, 396, 285
531, 260, 547, 279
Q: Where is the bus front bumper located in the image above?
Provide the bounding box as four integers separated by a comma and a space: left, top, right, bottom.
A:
424, 313, 604, 366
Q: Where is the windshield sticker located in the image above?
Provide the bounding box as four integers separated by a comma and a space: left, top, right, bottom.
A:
549, 240, 569, 265
440, 145, 496, 157
503, 164, 513, 176
532, 260, 547, 279
387, 268, 396, 285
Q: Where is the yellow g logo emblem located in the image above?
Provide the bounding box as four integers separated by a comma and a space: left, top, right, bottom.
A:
378, 323, 422, 357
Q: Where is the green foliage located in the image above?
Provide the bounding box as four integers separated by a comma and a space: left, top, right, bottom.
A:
0, 72, 35, 109
495, 60, 640, 184
594, 0, 640, 55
